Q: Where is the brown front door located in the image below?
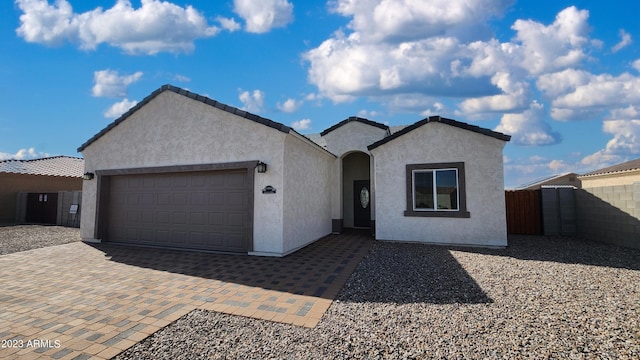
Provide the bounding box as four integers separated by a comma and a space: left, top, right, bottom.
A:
26, 193, 58, 224
353, 180, 371, 228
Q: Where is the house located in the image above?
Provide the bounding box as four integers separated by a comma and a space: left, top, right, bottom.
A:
515, 172, 581, 190
576, 157, 640, 249
0, 156, 84, 225
78, 85, 511, 256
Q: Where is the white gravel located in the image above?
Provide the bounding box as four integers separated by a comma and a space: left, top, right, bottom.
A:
0, 224, 80, 255
117, 236, 640, 359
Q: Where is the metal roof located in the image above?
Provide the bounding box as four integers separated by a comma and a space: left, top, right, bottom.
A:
0, 156, 84, 178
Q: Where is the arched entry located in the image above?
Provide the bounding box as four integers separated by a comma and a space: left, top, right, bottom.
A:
342, 151, 371, 228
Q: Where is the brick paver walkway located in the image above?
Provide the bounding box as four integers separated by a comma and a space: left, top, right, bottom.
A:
0, 231, 372, 359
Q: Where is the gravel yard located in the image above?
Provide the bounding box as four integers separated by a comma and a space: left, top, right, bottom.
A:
1, 226, 637, 358
0, 224, 80, 255
116, 236, 640, 359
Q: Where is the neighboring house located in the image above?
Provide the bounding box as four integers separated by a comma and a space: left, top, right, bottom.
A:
515, 172, 581, 190
576, 158, 640, 249
78, 85, 511, 256
0, 156, 84, 225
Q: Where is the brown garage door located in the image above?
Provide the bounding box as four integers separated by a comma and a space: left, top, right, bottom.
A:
106, 170, 250, 253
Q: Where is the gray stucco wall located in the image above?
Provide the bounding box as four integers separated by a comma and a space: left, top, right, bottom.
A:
80, 90, 289, 254
281, 134, 334, 255
576, 183, 640, 249
370, 122, 508, 246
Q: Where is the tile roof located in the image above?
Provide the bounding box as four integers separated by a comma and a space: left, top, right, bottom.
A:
320, 116, 390, 136
0, 156, 84, 178
367, 116, 511, 150
78, 84, 293, 152
580, 157, 640, 177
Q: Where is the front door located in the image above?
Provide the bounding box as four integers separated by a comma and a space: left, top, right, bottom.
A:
353, 180, 371, 228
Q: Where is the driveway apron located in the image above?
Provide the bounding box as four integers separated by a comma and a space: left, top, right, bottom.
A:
0, 231, 372, 359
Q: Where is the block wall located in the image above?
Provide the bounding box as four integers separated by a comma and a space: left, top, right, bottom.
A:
576, 182, 640, 249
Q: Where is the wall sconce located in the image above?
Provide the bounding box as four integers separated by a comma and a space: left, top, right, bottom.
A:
256, 161, 267, 173
83, 172, 95, 180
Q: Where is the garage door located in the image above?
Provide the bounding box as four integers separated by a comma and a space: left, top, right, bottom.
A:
106, 170, 250, 253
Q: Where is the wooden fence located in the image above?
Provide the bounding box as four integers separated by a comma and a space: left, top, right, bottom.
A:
505, 190, 542, 235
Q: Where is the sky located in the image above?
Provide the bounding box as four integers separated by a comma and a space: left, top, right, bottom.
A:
1, 0, 639, 188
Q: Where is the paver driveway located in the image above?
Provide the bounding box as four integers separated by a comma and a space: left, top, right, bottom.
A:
0, 231, 372, 359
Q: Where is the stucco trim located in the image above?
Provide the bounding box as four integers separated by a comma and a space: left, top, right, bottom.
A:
94, 160, 258, 253
404, 162, 471, 218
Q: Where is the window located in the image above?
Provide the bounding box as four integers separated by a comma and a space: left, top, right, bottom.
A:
405, 162, 470, 218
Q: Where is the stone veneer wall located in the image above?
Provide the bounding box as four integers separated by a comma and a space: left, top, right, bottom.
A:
575, 183, 640, 249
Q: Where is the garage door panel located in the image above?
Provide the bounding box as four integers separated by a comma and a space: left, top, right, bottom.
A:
141, 212, 154, 224
141, 193, 154, 205
172, 212, 187, 224
209, 212, 224, 226
173, 193, 188, 206
208, 233, 224, 247
228, 192, 246, 207
140, 229, 154, 242
157, 211, 170, 223
171, 231, 188, 244
107, 170, 250, 252
190, 193, 207, 206
226, 172, 245, 187
208, 193, 225, 206
228, 213, 245, 227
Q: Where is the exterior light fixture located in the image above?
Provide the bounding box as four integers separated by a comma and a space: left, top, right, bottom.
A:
83, 172, 95, 180
256, 161, 267, 173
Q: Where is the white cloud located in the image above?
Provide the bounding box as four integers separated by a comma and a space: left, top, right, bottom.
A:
92, 70, 143, 98
0, 147, 49, 160
633, 59, 640, 72
458, 72, 530, 114
495, 101, 561, 146
602, 119, 640, 154
612, 29, 632, 53
581, 119, 640, 170
357, 109, 382, 119
277, 98, 302, 113
291, 118, 311, 131
233, 0, 293, 34
173, 74, 191, 82
331, 0, 512, 43
217, 16, 241, 32
304, 1, 598, 123
239, 89, 265, 113
542, 72, 640, 121
104, 99, 138, 119
15, 0, 219, 54
511, 6, 592, 75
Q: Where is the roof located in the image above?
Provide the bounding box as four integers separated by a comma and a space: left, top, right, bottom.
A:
78, 84, 292, 152
580, 157, 640, 177
367, 116, 511, 150
514, 172, 579, 190
0, 156, 84, 178
320, 116, 390, 136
